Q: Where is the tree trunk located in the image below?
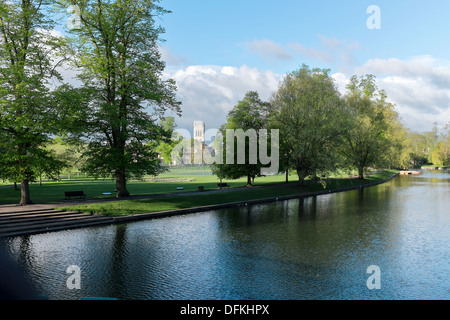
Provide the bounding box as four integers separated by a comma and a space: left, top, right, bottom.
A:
247, 174, 252, 187
358, 166, 365, 179
19, 179, 33, 206
115, 170, 130, 198
297, 173, 305, 187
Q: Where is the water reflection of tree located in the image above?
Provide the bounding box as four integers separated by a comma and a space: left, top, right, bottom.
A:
107, 224, 128, 298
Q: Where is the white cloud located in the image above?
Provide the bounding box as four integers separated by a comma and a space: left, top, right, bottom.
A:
246, 39, 293, 63
317, 34, 361, 72
331, 72, 349, 95
159, 45, 189, 67
288, 43, 332, 63
246, 36, 361, 72
355, 55, 450, 90
49, 28, 449, 134
165, 65, 281, 133
334, 55, 450, 132
165, 54, 450, 136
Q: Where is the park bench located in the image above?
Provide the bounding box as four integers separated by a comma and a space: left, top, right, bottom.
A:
217, 183, 229, 189
64, 191, 86, 200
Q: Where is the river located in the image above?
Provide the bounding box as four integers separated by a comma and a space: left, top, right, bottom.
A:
0, 170, 448, 300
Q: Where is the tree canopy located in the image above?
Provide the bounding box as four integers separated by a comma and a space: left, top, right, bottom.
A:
342, 74, 405, 178
270, 65, 348, 185
0, 0, 66, 204
211, 91, 272, 186
57, 0, 182, 197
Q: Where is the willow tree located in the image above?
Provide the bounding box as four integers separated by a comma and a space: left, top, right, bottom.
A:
59, 0, 181, 197
271, 65, 348, 186
0, 0, 65, 205
343, 75, 402, 178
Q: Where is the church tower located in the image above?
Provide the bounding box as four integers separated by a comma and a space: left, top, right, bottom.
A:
193, 121, 205, 143
193, 121, 205, 163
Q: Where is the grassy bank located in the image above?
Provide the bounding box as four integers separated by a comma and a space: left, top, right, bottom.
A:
0, 171, 282, 204
0, 166, 373, 205
60, 170, 399, 217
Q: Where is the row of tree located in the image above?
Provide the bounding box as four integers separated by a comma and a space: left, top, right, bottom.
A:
409, 122, 450, 167
211, 66, 413, 186
0, 0, 181, 205
1, 1, 446, 205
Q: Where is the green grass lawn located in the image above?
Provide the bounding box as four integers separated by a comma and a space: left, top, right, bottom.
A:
0, 170, 290, 204
58, 169, 399, 217
0, 167, 398, 215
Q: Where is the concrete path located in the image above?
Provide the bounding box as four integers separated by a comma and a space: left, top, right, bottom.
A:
0, 204, 59, 213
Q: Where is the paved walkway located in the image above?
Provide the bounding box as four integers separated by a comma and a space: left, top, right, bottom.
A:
0, 203, 59, 213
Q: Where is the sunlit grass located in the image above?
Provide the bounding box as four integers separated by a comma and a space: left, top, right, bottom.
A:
0, 171, 287, 204
0, 166, 397, 207
59, 170, 399, 217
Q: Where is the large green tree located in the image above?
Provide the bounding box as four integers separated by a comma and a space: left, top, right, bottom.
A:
342, 74, 403, 178
211, 91, 272, 186
59, 0, 181, 197
408, 130, 431, 166
270, 65, 348, 185
430, 122, 450, 167
0, 0, 65, 205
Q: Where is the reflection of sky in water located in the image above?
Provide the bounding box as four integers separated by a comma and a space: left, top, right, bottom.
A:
0, 171, 448, 300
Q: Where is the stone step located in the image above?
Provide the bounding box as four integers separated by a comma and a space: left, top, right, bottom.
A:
0, 219, 114, 238
0, 213, 114, 237
0, 213, 105, 228
0, 208, 58, 215
0, 211, 80, 222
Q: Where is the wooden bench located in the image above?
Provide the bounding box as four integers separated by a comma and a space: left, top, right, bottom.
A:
64, 191, 86, 200
217, 183, 229, 189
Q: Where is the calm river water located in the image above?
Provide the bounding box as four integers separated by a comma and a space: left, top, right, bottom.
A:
0, 170, 449, 300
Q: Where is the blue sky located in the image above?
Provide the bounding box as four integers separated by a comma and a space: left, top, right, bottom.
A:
160, 0, 450, 73
56, 0, 450, 134
155, 0, 450, 134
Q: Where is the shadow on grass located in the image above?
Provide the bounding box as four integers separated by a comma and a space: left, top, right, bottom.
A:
62, 170, 399, 216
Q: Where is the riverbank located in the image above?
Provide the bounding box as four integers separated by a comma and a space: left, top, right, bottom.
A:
420, 165, 450, 170
0, 170, 399, 237
61, 170, 399, 218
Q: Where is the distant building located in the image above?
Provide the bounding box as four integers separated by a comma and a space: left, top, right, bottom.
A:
193, 121, 205, 143
193, 121, 205, 161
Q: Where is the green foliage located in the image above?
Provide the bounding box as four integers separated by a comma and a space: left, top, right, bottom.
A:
55, 0, 182, 197
404, 122, 450, 168
211, 91, 272, 185
342, 74, 406, 177
59, 170, 398, 216
270, 65, 348, 184
0, 0, 67, 204
428, 122, 450, 167
154, 117, 180, 165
